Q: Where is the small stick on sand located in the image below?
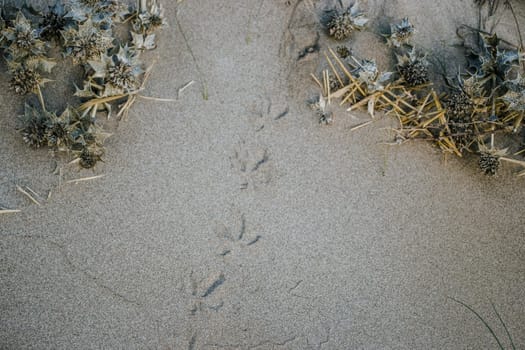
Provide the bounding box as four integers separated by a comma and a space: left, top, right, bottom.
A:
137, 95, 177, 102
349, 120, 373, 131
324, 52, 344, 87
65, 175, 106, 185
310, 73, 323, 90
177, 80, 195, 98
0, 209, 21, 214
16, 185, 41, 206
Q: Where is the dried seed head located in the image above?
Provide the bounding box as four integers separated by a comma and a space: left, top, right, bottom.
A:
327, 3, 368, 41
107, 61, 135, 89
396, 49, 429, 87
328, 13, 355, 40
62, 19, 114, 64
18, 105, 49, 148
78, 146, 104, 169
445, 90, 474, 122
479, 152, 500, 175
88, 46, 143, 94
1, 12, 46, 58
388, 17, 414, 47
9, 66, 41, 95
40, 3, 68, 41
336, 45, 351, 59
45, 111, 70, 148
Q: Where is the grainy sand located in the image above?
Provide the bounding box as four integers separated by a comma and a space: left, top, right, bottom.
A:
1, 0, 525, 348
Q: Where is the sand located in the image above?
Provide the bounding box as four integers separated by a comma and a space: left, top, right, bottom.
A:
1, 0, 525, 348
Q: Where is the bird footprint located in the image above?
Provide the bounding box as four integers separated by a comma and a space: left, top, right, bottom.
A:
215, 211, 262, 257
230, 140, 272, 190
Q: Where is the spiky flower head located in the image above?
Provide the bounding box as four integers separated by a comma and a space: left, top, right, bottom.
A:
77, 146, 104, 168
446, 90, 474, 121
396, 48, 429, 87
1, 12, 46, 59
479, 152, 500, 175
388, 18, 414, 47
336, 45, 351, 59
62, 18, 114, 64
44, 109, 71, 148
88, 46, 143, 95
18, 104, 50, 148
327, 2, 368, 41
477, 146, 507, 176
7, 57, 55, 95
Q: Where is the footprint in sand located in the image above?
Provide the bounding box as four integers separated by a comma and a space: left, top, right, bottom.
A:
214, 211, 262, 257
230, 140, 273, 190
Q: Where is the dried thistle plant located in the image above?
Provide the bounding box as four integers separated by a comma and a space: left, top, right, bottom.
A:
310, 3, 525, 176
62, 18, 114, 64
387, 18, 415, 47
131, 0, 165, 51
7, 57, 55, 95
88, 46, 143, 95
353, 59, 393, 92
18, 104, 50, 148
40, 3, 68, 41
133, 0, 166, 35
1, 1, 165, 172
396, 48, 429, 87
1, 12, 46, 59
327, 2, 368, 41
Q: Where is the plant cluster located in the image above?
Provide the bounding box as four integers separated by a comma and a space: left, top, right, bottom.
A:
314, 2, 525, 176
0, 0, 165, 168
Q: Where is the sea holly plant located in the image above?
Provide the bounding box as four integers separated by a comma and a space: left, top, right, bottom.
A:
0, 0, 165, 169
312, 1, 525, 176
324, 1, 368, 41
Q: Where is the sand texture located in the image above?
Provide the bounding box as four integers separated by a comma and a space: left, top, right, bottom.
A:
1, 0, 525, 349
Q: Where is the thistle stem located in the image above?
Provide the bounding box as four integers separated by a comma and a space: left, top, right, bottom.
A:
36, 85, 46, 112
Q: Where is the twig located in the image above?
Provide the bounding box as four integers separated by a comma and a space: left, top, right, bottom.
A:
16, 185, 41, 206
0, 209, 21, 214
65, 175, 106, 184
177, 80, 195, 98
137, 95, 177, 102
349, 120, 373, 131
